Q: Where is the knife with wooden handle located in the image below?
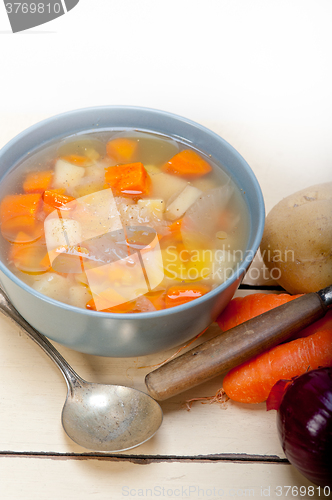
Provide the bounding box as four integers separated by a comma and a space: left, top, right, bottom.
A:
145, 286, 332, 401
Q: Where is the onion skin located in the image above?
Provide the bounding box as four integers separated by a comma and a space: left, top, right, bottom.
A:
277, 367, 332, 487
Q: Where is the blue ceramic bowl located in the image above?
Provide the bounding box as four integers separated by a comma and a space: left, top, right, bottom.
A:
0, 106, 265, 356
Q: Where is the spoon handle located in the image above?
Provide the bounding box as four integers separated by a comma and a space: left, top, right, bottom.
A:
0, 287, 81, 389
145, 289, 331, 401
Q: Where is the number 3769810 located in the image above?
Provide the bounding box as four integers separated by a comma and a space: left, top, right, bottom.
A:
5, 3, 62, 14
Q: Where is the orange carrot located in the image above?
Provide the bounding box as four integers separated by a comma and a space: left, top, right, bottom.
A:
23, 170, 53, 193
216, 292, 332, 341
39, 251, 52, 272
223, 328, 332, 404
216, 293, 303, 331
42, 190, 76, 212
105, 162, 151, 196
86, 297, 137, 314
298, 310, 332, 338
165, 284, 210, 308
61, 155, 91, 166
144, 289, 166, 311
48, 245, 90, 274
9, 239, 50, 274
39, 247, 82, 277
106, 137, 138, 163
162, 150, 212, 177
1, 215, 43, 243
168, 218, 183, 232
0, 193, 42, 223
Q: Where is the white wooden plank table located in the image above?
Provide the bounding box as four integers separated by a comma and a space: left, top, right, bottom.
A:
0, 113, 331, 500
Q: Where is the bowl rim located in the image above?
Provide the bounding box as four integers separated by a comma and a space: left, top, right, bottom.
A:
0, 105, 265, 318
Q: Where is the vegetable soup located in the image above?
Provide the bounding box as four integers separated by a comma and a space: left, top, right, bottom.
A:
0, 130, 249, 313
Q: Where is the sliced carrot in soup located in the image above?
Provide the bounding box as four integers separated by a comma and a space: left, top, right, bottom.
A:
144, 289, 166, 310
165, 284, 210, 308
9, 240, 50, 274
106, 137, 138, 163
0, 193, 42, 223
61, 155, 91, 166
162, 150, 212, 177
23, 170, 53, 193
86, 295, 137, 314
1, 215, 44, 243
42, 190, 76, 212
105, 162, 151, 195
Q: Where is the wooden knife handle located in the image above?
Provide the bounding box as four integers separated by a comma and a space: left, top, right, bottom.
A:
145, 292, 328, 401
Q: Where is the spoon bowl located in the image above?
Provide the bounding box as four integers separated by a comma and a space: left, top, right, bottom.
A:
62, 380, 163, 452
0, 288, 163, 452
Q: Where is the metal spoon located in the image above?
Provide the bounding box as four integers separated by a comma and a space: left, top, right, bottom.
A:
0, 288, 163, 452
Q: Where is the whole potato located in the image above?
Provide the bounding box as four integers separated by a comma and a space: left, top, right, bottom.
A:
260, 182, 332, 294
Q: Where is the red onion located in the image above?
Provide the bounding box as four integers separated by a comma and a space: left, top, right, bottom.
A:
274, 367, 332, 487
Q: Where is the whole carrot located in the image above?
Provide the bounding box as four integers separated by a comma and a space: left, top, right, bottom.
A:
216, 293, 302, 331
217, 292, 332, 340
222, 328, 332, 404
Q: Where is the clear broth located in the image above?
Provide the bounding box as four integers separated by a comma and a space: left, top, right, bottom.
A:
0, 130, 250, 313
